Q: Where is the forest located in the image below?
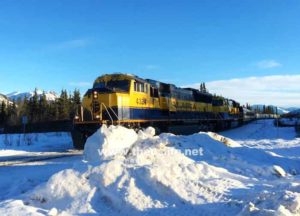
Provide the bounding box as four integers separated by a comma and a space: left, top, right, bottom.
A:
0, 89, 81, 127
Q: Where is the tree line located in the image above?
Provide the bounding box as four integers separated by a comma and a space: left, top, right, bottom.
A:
0, 89, 81, 127
252, 105, 277, 114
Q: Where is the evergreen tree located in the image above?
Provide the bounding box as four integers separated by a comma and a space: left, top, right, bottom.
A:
1, 88, 83, 126
69, 89, 81, 119
20, 95, 29, 120
200, 82, 208, 93
202, 82, 207, 93
58, 89, 70, 120
73, 89, 81, 105
0, 101, 7, 125
6, 101, 18, 125
29, 89, 40, 123
39, 92, 48, 121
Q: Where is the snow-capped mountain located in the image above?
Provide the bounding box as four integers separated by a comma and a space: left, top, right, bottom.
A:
286, 107, 300, 112
0, 93, 11, 104
251, 105, 289, 115
6, 90, 58, 102
277, 107, 290, 114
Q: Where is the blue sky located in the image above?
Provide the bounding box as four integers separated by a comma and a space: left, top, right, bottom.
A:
0, 0, 300, 105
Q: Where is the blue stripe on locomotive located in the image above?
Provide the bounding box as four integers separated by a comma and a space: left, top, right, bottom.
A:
102, 107, 216, 121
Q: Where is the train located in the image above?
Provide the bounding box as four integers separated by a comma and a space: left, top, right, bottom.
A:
71, 73, 256, 149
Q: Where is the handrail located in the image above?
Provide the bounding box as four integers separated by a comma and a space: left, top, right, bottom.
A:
108, 107, 120, 124
100, 103, 119, 124
101, 103, 113, 124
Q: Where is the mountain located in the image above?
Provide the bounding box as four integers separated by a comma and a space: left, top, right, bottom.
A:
277, 107, 290, 114
288, 109, 300, 115
251, 105, 289, 115
0, 93, 11, 105
6, 90, 58, 102
286, 107, 300, 112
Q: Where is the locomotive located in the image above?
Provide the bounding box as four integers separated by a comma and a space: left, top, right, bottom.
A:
72, 73, 251, 149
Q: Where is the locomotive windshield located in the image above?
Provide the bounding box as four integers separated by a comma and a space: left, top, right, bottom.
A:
93, 80, 130, 92
212, 99, 224, 106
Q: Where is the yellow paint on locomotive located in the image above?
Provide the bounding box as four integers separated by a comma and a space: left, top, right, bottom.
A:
81, 73, 233, 121
83, 75, 162, 113
170, 99, 213, 113
127, 81, 160, 109
213, 105, 230, 113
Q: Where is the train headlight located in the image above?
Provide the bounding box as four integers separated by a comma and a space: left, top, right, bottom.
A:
93, 91, 98, 99
74, 115, 79, 120
95, 115, 100, 119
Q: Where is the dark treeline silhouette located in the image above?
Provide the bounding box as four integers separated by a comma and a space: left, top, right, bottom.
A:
199, 82, 208, 93
253, 105, 277, 114
0, 89, 81, 128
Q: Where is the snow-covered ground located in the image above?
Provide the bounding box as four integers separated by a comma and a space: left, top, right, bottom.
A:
0, 156, 82, 201
1, 120, 300, 215
0, 132, 74, 157
277, 118, 300, 127
0, 132, 81, 213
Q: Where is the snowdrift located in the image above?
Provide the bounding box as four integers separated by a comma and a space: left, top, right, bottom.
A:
2, 123, 300, 215
0, 132, 72, 150
278, 118, 299, 126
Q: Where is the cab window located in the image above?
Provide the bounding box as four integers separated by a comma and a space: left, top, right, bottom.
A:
134, 81, 148, 93
94, 80, 130, 92
150, 87, 159, 97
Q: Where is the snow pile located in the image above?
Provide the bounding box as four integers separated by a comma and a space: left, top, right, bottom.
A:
13, 126, 248, 215
1, 121, 300, 215
206, 131, 241, 147
239, 183, 300, 216
83, 125, 138, 162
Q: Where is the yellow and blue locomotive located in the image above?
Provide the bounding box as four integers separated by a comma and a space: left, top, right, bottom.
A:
72, 73, 243, 148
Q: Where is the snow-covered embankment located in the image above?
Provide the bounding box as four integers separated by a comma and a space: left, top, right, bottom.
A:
1, 121, 300, 215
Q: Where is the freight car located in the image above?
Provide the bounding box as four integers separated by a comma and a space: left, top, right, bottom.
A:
71, 73, 249, 149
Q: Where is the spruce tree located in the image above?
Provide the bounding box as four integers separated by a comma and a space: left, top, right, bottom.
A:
69, 89, 81, 119
203, 82, 207, 93
7, 101, 17, 125
58, 89, 69, 120
0, 101, 7, 125
28, 89, 39, 122
39, 92, 48, 121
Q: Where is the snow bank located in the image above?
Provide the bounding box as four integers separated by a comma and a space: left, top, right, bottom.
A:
17, 126, 248, 215
239, 183, 300, 216
2, 121, 300, 215
279, 118, 299, 126
83, 124, 138, 162
0, 132, 73, 154
206, 131, 241, 147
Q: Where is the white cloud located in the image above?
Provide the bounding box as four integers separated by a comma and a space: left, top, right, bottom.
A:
186, 75, 300, 107
256, 60, 282, 69
69, 82, 91, 87
50, 39, 90, 50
